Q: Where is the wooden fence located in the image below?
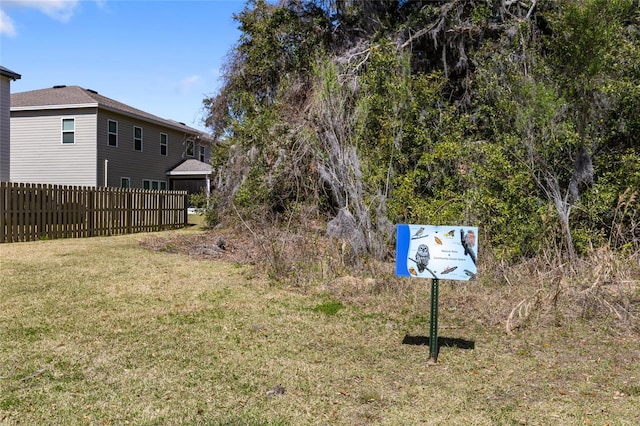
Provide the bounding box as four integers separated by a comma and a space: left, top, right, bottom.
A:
0, 182, 188, 243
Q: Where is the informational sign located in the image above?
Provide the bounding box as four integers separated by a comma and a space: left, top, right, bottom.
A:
395, 224, 478, 281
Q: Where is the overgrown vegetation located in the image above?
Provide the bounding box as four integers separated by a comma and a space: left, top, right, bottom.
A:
202, 0, 639, 265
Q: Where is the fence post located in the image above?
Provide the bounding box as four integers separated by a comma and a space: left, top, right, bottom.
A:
17, 183, 24, 242
183, 192, 188, 227
0, 182, 5, 243
127, 189, 133, 235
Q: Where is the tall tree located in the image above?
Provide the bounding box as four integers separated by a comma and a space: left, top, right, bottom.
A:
473, 0, 638, 262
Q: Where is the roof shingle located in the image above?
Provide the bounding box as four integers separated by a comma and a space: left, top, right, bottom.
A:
167, 159, 212, 175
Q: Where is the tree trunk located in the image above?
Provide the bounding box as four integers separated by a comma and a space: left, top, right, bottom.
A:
545, 174, 577, 264
553, 197, 576, 263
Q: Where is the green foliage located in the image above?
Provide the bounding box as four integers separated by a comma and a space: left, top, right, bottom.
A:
189, 191, 208, 209
234, 162, 270, 211
352, 39, 474, 227
312, 300, 344, 316
467, 136, 545, 259
470, 1, 640, 259
203, 0, 640, 262
189, 191, 221, 228
205, 0, 329, 145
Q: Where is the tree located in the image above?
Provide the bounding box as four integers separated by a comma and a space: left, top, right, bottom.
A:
473, 0, 639, 262
202, 0, 640, 262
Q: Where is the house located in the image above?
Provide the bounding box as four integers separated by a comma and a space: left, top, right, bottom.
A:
10, 85, 212, 194
0, 66, 21, 181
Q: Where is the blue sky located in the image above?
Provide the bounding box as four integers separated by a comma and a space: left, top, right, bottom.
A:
0, 0, 248, 131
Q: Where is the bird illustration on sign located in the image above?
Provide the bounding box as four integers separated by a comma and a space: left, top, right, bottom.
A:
460, 229, 477, 266
414, 244, 431, 273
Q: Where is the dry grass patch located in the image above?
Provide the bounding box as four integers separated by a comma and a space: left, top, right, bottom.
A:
1, 225, 639, 425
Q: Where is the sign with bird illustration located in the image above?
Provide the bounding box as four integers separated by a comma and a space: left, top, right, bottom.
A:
395, 224, 478, 281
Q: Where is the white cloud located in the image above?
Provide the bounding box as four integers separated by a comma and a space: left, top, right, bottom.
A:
1, 0, 106, 36
3, 0, 80, 22
179, 74, 201, 94
0, 9, 17, 37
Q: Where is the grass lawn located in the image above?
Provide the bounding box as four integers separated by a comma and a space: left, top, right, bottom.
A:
1, 224, 639, 425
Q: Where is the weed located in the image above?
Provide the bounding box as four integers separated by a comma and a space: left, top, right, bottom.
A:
0, 396, 20, 410
312, 300, 344, 316
620, 385, 640, 397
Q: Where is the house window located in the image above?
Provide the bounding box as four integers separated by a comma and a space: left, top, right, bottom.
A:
62, 118, 75, 144
160, 133, 168, 156
108, 120, 118, 146
185, 139, 194, 157
198, 146, 205, 162
134, 126, 143, 151
121, 177, 130, 188
143, 179, 166, 190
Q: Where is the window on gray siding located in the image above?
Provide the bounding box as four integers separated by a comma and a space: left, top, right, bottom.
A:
108, 120, 118, 146
62, 118, 75, 144
143, 179, 166, 190
134, 126, 143, 151
185, 139, 194, 157
121, 177, 130, 188
160, 133, 168, 156
198, 146, 205, 162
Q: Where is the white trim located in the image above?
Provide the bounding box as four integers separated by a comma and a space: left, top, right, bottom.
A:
99, 104, 204, 135
166, 170, 212, 176
11, 103, 208, 138
11, 103, 98, 111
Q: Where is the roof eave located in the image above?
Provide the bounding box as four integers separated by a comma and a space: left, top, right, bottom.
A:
11, 103, 98, 111
98, 104, 204, 136
0, 68, 21, 80
166, 170, 212, 176
11, 101, 206, 137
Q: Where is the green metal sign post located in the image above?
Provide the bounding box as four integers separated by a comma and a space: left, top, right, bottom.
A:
428, 278, 440, 364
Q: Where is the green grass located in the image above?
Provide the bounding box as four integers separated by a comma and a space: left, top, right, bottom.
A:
1, 229, 639, 425
312, 300, 344, 316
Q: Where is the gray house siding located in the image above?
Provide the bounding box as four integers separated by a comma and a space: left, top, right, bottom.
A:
96, 110, 209, 188
10, 108, 98, 186
0, 75, 11, 181
10, 85, 211, 191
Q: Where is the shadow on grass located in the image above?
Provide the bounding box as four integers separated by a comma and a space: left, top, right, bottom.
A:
401, 334, 475, 350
